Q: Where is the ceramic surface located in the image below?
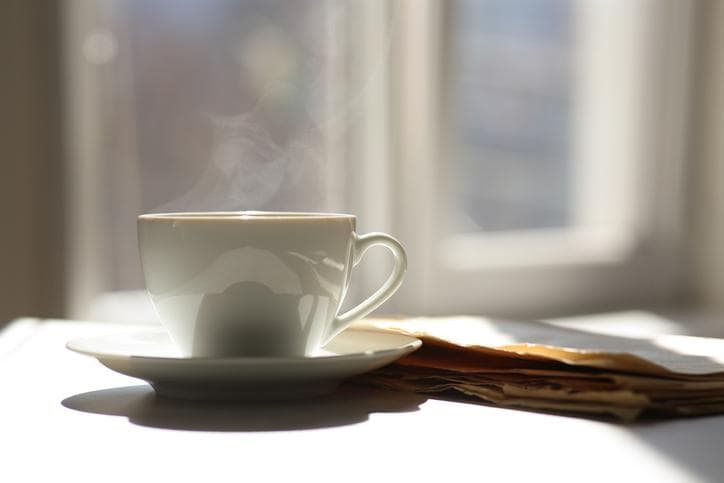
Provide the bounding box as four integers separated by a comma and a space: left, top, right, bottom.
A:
138, 212, 407, 358
67, 329, 421, 401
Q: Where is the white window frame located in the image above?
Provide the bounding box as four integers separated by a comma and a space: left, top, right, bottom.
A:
352, 0, 694, 319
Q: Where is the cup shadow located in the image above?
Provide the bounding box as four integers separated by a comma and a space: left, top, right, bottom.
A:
61, 382, 427, 432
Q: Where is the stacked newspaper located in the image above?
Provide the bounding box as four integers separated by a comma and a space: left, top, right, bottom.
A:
350, 316, 724, 421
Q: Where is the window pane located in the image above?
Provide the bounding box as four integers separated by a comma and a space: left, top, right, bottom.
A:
448, 0, 574, 233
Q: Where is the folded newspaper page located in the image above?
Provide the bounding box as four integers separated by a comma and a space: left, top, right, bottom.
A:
350, 317, 724, 421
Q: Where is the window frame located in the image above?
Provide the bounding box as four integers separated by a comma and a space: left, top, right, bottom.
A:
353, 0, 695, 319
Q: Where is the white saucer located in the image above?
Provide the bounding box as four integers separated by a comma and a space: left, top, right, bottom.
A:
67, 329, 421, 401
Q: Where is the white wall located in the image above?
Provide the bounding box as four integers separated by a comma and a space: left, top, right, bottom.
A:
688, 0, 724, 315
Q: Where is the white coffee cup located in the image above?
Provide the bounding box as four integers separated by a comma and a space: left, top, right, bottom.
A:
138, 212, 407, 358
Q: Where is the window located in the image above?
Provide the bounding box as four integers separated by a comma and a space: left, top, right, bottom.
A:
360, 0, 692, 317
449, 0, 574, 234
63, 0, 694, 320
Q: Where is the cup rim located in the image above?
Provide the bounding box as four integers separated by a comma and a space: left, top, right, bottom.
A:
138, 211, 356, 221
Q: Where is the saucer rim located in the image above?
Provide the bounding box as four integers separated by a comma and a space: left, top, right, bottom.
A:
66, 328, 422, 364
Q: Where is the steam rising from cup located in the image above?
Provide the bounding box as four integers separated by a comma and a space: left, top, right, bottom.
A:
153, 1, 391, 214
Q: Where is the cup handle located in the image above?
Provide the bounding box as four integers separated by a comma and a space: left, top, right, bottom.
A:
324, 232, 407, 344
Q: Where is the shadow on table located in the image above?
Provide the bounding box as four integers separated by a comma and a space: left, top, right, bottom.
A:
61, 383, 427, 432
627, 417, 724, 483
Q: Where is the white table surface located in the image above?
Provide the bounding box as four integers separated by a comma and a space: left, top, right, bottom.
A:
2, 317, 724, 483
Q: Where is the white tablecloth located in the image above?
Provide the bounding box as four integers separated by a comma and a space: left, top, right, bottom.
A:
1, 318, 723, 483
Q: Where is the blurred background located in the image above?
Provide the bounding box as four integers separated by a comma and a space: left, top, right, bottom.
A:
2, 0, 724, 330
